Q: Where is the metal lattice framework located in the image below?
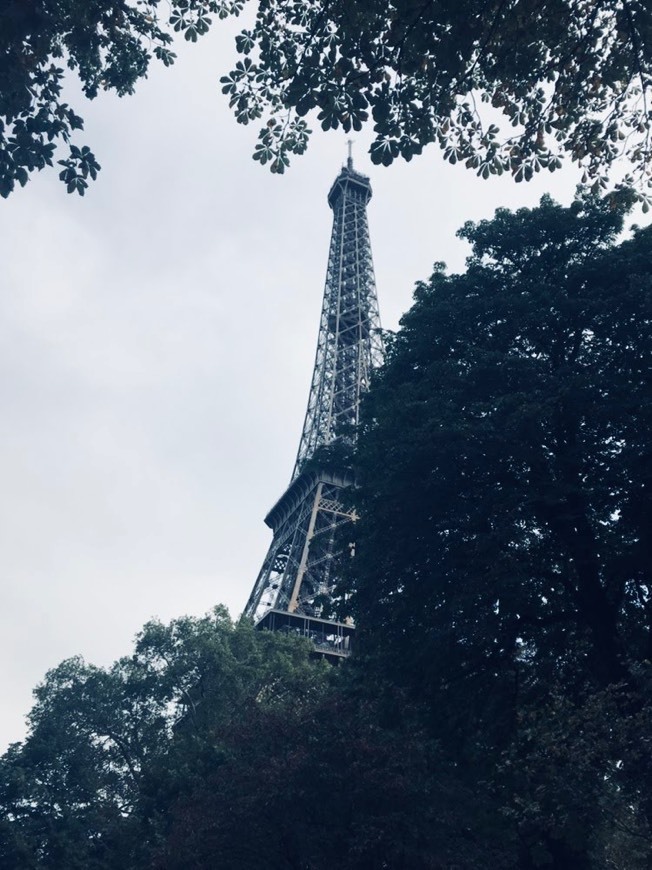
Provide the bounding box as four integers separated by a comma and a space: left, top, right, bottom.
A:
292, 164, 384, 479
244, 160, 383, 650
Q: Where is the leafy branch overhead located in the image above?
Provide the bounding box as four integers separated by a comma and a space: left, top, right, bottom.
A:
222, 0, 652, 198
0, 0, 245, 197
2, 0, 652, 197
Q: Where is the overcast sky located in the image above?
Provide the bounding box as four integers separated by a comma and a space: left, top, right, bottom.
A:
1, 20, 644, 750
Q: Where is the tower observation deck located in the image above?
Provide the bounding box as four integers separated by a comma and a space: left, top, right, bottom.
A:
244, 157, 383, 659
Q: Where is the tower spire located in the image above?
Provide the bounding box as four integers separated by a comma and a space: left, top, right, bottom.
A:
244, 163, 383, 658
347, 139, 354, 170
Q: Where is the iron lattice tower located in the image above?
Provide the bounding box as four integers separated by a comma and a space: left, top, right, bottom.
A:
244, 157, 383, 657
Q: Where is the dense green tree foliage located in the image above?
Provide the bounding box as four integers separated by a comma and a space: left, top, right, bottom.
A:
0, 625, 516, 868
3, 1, 652, 196
345, 192, 652, 866
152, 682, 496, 870
352, 192, 651, 691
0, 610, 329, 868
0, 610, 509, 869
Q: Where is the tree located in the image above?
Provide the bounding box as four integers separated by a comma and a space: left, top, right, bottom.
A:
0, 0, 244, 197
0, 653, 160, 869
3, 1, 652, 198
224, 0, 652, 197
0, 608, 329, 869
153, 669, 516, 870
345, 193, 652, 866
352, 191, 651, 689
0, 607, 517, 869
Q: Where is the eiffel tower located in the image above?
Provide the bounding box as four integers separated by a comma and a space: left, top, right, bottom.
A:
244, 152, 383, 659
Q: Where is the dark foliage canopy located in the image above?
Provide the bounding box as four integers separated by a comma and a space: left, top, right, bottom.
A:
344, 192, 652, 865
2, 0, 652, 197
0, 610, 506, 870
351, 192, 651, 691
0, 610, 328, 869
